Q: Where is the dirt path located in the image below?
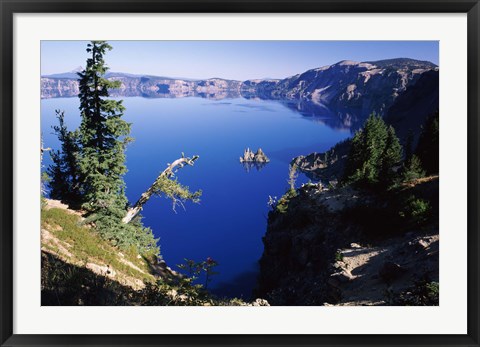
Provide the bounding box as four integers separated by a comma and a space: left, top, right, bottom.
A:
328, 233, 439, 305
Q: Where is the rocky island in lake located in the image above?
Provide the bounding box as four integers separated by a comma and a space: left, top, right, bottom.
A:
239, 148, 270, 163
239, 148, 270, 172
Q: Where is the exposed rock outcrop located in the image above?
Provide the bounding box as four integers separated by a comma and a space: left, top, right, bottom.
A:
291, 139, 350, 182
256, 178, 439, 306
330, 234, 438, 305
239, 148, 270, 163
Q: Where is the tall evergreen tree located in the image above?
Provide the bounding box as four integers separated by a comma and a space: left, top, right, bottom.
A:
361, 114, 388, 184
47, 110, 82, 205
401, 126, 425, 182
343, 114, 404, 189
77, 41, 131, 216
379, 125, 403, 187
402, 154, 425, 182
343, 113, 389, 186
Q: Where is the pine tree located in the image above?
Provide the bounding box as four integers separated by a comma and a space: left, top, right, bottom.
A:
343, 114, 404, 189
402, 154, 425, 182
47, 110, 82, 205
74, 41, 147, 250
343, 113, 389, 186
379, 126, 403, 187
77, 41, 131, 216
401, 127, 426, 182
361, 113, 388, 184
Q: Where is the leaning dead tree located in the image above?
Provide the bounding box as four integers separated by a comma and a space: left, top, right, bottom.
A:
40, 134, 51, 159
122, 153, 201, 224
40, 134, 51, 196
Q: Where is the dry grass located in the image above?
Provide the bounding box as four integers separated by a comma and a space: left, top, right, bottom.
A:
41, 207, 156, 288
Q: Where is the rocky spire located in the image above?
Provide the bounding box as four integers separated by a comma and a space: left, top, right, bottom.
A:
239, 147, 270, 163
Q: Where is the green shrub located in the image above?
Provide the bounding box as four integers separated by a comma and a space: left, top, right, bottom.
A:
42, 252, 215, 306
335, 251, 344, 262
394, 280, 439, 306
275, 189, 298, 214
400, 196, 432, 226
177, 257, 219, 289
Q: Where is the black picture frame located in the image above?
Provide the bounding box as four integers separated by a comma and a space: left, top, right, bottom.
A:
1, 1, 479, 346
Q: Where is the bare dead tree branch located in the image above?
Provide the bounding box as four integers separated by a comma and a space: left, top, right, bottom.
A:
122, 153, 199, 224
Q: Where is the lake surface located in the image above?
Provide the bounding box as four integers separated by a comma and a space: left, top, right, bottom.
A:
41, 96, 351, 299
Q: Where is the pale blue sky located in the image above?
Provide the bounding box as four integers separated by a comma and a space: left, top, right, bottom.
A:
41, 41, 439, 81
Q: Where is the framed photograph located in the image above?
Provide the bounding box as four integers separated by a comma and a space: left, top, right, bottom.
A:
1, 1, 479, 346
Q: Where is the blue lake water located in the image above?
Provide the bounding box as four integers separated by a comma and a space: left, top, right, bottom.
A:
41, 97, 351, 299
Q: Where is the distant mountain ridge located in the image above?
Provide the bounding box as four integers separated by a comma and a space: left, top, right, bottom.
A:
41, 58, 438, 130
364, 58, 437, 70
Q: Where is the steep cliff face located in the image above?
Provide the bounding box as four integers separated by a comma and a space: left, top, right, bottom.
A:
257, 185, 361, 305
256, 59, 437, 126
257, 178, 439, 306
385, 69, 439, 143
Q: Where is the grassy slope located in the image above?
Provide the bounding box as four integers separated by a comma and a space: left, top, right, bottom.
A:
41, 200, 262, 306
42, 206, 156, 288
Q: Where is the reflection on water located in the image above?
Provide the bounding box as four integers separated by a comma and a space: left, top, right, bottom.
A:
278, 99, 365, 132
240, 161, 269, 173
43, 86, 369, 133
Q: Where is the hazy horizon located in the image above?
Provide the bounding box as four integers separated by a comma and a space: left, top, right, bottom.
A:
41, 41, 439, 81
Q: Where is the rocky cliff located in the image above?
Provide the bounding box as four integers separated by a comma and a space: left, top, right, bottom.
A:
385, 69, 439, 143
41, 58, 437, 130
256, 177, 439, 306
